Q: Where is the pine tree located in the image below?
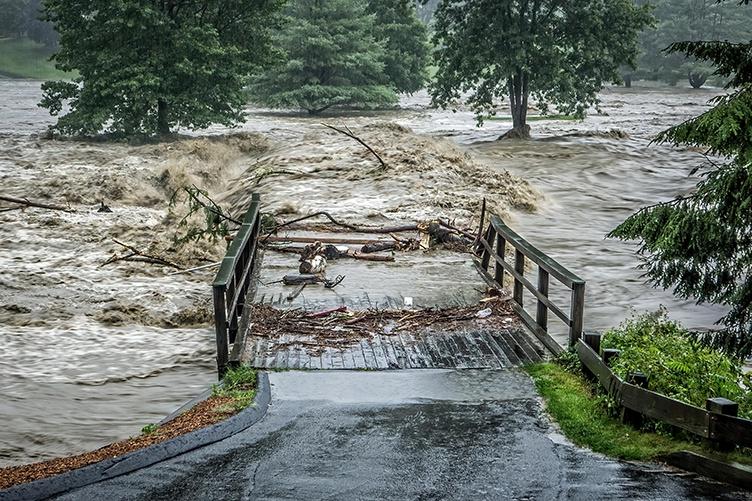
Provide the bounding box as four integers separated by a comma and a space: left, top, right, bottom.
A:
611, 0, 752, 357
252, 0, 397, 114
367, 0, 430, 94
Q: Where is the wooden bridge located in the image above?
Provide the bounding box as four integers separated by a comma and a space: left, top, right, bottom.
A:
211, 194, 586, 376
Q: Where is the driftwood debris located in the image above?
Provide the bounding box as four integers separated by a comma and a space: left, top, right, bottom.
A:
101, 239, 181, 269
267, 243, 395, 263
282, 273, 346, 289
0, 195, 73, 213
322, 123, 387, 169
264, 211, 417, 240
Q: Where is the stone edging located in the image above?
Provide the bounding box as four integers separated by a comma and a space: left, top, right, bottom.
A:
0, 372, 271, 501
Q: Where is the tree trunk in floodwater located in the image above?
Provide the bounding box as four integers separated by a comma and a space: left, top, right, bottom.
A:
502, 72, 531, 140
623, 74, 632, 88
157, 99, 170, 135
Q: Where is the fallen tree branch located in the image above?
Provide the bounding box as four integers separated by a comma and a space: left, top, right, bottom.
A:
263, 211, 418, 241
101, 239, 182, 269
0, 195, 73, 213
322, 123, 387, 169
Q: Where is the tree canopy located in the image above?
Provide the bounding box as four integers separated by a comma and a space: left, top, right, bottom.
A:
429, 0, 653, 137
611, 0, 752, 357
633, 0, 752, 87
367, 0, 430, 95
39, 0, 283, 136
253, 0, 427, 114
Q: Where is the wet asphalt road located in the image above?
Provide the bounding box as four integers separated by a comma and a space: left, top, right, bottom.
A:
55, 370, 749, 500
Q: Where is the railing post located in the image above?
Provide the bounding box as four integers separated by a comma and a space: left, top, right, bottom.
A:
536, 268, 549, 331
480, 225, 496, 270
513, 249, 525, 305
569, 281, 585, 347
622, 372, 648, 428
707, 397, 738, 452
495, 234, 506, 286
213, 284, 229, 378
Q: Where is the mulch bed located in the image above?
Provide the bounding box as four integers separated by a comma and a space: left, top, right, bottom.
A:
0, 396, 237, 490
249, 297, 517, 353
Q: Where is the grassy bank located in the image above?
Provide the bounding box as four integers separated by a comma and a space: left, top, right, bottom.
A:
525, 362, 752, 465
0, 37, 71, 80
0, 365, 257, 489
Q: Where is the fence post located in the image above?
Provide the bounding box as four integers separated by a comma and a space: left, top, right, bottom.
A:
707, 397, 739, 452
495, 234, 506, 286
513, 249, 525, 305
622, 372, 648, 428
569, 281, 585, 347
480, 225, 496, 270
536, 268, 549, 331
213, 285, 229, 378
583, 332, 602, 354
602, 349, 620, 366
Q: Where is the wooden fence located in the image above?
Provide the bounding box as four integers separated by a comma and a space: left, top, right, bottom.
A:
212, 193, 261, 377
475, 214, 585, 355
578, 334, 752, 450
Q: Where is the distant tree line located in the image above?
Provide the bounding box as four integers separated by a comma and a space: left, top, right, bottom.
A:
0, 0, 57, 47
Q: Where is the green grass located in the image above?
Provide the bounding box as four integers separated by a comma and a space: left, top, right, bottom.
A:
525, 362, 752, 465
488, 114, 581, 122
212, 365, 258, 412
0, 37, 72, 80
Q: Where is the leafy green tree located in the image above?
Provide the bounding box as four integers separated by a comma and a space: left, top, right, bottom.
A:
367, 0, 430, 94
39, 0, 283, 136
611, 1, 752, 357
252, 0, 397, 114
429, 0, 653, 137
633, 0, 752, 87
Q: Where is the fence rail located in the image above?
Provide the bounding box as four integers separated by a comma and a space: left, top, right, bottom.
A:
577, 336, 752, 449
212, 193, 261, 377
475, 214, 585, 354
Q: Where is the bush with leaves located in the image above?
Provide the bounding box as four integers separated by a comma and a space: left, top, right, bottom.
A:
602, 311, 752, 419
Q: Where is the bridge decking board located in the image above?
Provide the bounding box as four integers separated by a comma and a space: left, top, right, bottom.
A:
243, 326, 545, 370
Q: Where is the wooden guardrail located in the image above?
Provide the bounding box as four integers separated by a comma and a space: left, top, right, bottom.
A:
212, 193, 261, 377
578, 334, 752, 450
475, 214, 585, 355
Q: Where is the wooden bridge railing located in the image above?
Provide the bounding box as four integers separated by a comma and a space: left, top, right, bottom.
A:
578, 334, 752, 451
475, 214, 585, 355
212, 193, 261, 377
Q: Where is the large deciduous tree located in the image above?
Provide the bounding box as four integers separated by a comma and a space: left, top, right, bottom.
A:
252, 0, 399, 114
611, 1, 752, 358
39, 0, 283, 136
367, 0, 430, 94
429, 0, 653, 138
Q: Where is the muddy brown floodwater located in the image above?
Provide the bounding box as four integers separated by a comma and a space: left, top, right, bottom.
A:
0, 76, 729, 467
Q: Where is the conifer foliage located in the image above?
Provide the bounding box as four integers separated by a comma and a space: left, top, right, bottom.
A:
611, 0, 752, 357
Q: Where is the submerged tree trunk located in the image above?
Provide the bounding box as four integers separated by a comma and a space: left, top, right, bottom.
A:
688, 72, 707, 89
501, 71, 531, 140
157, 99, 170, 135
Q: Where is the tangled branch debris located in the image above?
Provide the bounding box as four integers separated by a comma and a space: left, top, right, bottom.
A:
322, 123, 387, 169
170, 185, 241, 245
248, 298, 515, 351
101, 239, 181, 269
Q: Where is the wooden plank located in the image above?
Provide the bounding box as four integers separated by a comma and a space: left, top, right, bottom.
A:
664, 451, 752, 491
479, 331, 511, 367
411, 338, 433, 368
349, 341, 368, 369
709, 413, 752, 448
536, 268, 549, 330
569, 282, 585, 347
375, 334, 400, 369
444, 334, 471, 369
420, 335, 446, 368
620, 383, 709, 437
388, 335, 409, 368
511, 302, 564, 356
431, 335, 457, 368
465, 331, 501, 368
576, 340, 619, 392
510, 329, 543, 363
397, 332, 420, 368
488, 331, 521, 366
360, 339, 379, 369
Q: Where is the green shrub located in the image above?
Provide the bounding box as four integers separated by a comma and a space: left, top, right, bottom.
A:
602, 311, 752, 419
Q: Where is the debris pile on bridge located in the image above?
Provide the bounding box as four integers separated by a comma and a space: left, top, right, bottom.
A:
248, 296, 516, 354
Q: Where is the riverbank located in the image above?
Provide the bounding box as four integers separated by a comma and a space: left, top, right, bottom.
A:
0, 38, 70, 80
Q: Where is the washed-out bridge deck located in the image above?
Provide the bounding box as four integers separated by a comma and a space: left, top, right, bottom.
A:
211, 194, 586, 375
